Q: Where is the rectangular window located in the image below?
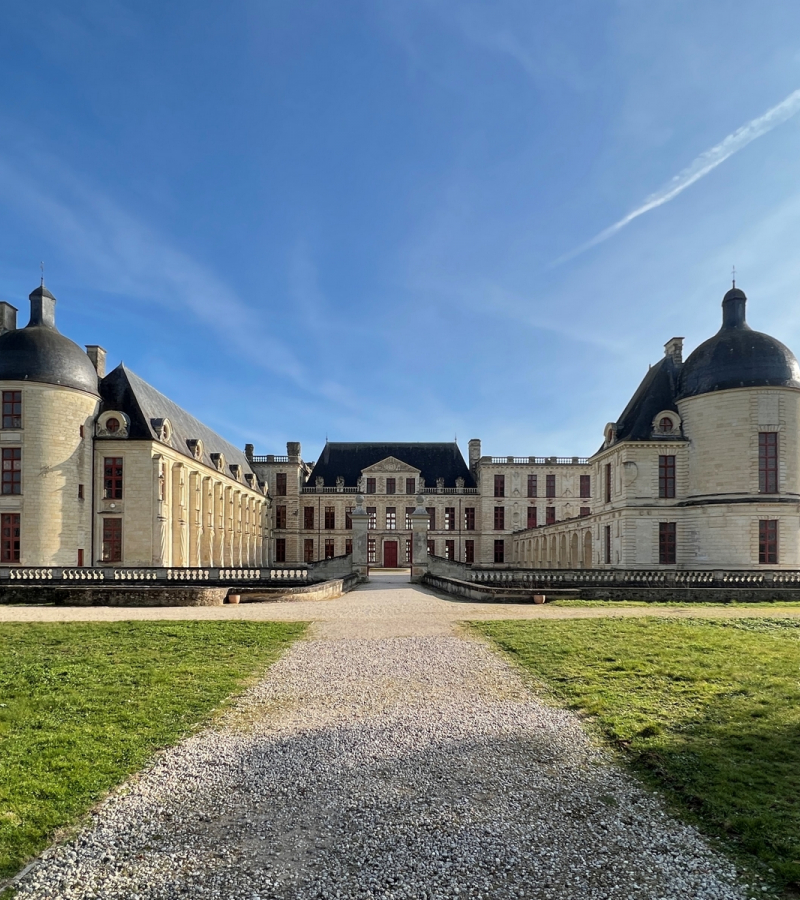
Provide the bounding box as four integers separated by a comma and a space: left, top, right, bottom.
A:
759, 433, 778, 494
580, 475, 591, 498
427, 507, 436, 530
494, 474, 505, 497
605, 463, 612, 503
303, 506, 314, 530
345, 538, 353, 556
275, 505, 287, 529
325, 538, 335, 559
527, 474, 537, 498
275, 473, 287, 496
444, 507, 455, 530
275, 538, 286, 562
605, 524, 612, 564
2, 391, 21, 429
1, 513, 20, 562
78, 483, 84, 500
546, 506, 555, 525
406, 477, 416, 495
405, 507, 413, 529
324, 506, 335, 529
494, 539, 505, 563
386, 507, 396, 530
368, 538, 376, 564
103, 456, 123, 500
659, 455, 676, 498
304, 538, 314, 563
427, 539, 435, 556
386, 477, 396, 495
0, 447, 21, 496
102, 518, 122, 563
77, 548, 84, 567
659, 522, 677, 564
759, 519, 778, 564
405, 538, 412, 564
464, 507, 475, 530
546, 474, 556, 498
345, 507, 354, 529
366, 477, 376, 494
527, 506, 537, 529
494, 507, 505, 530
580, 507, 591, 517
367, 507, 377, 530
464, 539, 475, 564
445, 539, 455, 560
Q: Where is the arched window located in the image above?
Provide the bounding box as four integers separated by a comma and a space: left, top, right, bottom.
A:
658, 417, 673, 433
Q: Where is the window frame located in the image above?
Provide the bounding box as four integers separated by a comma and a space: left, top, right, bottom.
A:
444, 507, 455, 531
494, 474, 505, 497
103, 456, 123, 500
1, 447, 21, 496
405, 477, 416, 495
493, 539, 505, 563
275, 537, 286, 563
275, 473, 287, 496
324, 506, 335, 530
759, 519, 778, 564
102, 517, 123, 563
303, 506, 314, 530
464, 539, 475, 564
367, 507, 377, 530
579, 474, 591, 498
366, 477, 377, 494
658, 521, 676, 564
545, 474, 556, 498
493, 506, 505, 530
527, 474, 537, 498
464, 507, 475, 531
527, 506, 537, 529
658, 455, 676, 499
1, 512, 20, 562
386, 477, 396, 495
759, 433, 778, 494
545, 506, 555, 526
2, 391, 21, 429
275, 505, 287, 530
386, 507, 397, 530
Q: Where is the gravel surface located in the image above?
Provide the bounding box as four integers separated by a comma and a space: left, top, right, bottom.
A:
12, 574, 757, 899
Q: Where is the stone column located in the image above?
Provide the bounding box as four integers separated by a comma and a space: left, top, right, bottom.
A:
411, 494, 431, 583
152, 455, 169, 566
350, 493, 369, 581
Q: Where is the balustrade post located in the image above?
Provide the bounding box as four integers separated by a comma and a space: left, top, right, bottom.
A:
411, 494, 430, 583
350, 494, 369, 580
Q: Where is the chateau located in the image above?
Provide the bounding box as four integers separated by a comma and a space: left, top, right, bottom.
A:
0, 281, 797, 573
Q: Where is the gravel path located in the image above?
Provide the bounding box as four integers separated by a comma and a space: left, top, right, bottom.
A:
12, 573, 754, 899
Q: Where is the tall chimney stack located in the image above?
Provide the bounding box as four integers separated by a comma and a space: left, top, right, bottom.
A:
85, 345, 107, 378
0, 302, 17, 336
468, 438, 481, 473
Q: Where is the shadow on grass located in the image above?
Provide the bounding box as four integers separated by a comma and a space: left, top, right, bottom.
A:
475, 617, 800, 892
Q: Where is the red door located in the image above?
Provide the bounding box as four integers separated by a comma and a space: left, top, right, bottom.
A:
383, 540, 398, 568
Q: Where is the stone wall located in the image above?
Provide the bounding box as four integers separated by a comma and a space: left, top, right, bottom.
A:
0, 585, 228, 606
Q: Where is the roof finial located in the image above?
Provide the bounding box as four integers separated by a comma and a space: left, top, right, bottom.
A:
40, 260, 44, 287
732, 264, 736, 288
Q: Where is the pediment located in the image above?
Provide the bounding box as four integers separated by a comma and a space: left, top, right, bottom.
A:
361, 456, 421, 475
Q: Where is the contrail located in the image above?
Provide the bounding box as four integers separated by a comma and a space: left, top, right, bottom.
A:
553, 87, 800, 266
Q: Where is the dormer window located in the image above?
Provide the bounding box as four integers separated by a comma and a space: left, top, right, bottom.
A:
230, 464, 242, 482
106, 417, 120, 434
210, 452, 225, 472
658, 417, 673, 433
187, 439, 204, 461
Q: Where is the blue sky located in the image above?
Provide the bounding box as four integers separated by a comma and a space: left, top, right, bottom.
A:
2, 1, 800, 462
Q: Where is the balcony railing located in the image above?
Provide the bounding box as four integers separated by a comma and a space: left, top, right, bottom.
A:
488, 456, 589, 465
1, 566, 311, 585
250, 455, 290, 463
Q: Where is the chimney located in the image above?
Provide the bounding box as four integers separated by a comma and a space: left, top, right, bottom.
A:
244, 443, 254, 461
664, 337, 684, 364
0, 302, 17, 335
287, 441, 301, 462
85, 345, 107, 378
28, 286, 57, 328
468, 438, 481, 473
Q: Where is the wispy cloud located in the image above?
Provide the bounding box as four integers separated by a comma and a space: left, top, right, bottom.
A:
554, 87, 800, 266
0, 146, 308, 385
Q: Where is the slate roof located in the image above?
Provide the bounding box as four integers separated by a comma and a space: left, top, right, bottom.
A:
99, 364, 258, 482
0, 286, 100, 396
612, 355, 682, 443
306, 442, 477, 488
678, 288, 800, 398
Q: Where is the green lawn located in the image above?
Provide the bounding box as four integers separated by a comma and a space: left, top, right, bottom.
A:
0, 620, 305, 881
549, 598, 800, 607
474, 617, 800, 891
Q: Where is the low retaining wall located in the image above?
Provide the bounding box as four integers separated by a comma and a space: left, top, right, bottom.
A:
424, 572, 800, 604
0, 585, 229, 607
422, 573, 575, 603
237, 573, 362, 604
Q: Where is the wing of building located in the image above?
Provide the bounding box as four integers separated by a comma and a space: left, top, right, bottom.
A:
1, 280, 797, 572
0, 285, 266, 568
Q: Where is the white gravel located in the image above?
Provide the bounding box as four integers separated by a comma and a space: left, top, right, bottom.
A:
12, 575, 757, 899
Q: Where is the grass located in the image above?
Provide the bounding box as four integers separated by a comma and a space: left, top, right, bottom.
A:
549, 598, 800, 607
0, 620, 305, 881
473, 616, 800, 891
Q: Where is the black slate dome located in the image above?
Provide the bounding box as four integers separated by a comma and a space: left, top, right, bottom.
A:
678, 287, 800, 399
0, 286, 99, 395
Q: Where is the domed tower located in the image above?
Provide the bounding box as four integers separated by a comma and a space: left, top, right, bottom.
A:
0, 285, 100, 566
677, 286, 800, 566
